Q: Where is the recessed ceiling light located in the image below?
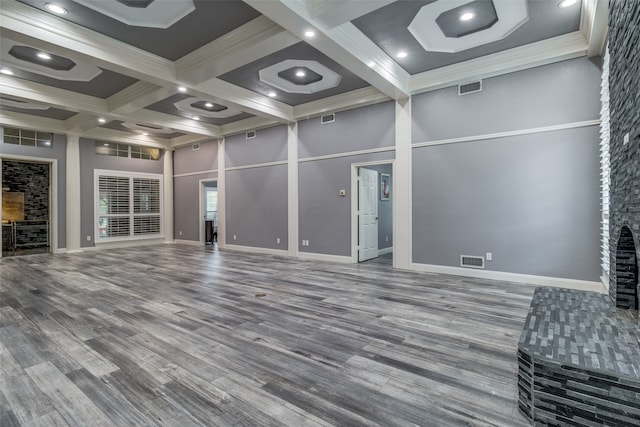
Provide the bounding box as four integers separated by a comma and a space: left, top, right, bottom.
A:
267, 91, 277, 98
204, 102, 213, 108
37, 52, 52, 60
0, 68, 14, 75
45, 3, 67, 15
178, 86, 187, 93
459, 12, 475, 21
295, 70, 306, 77
396, 51, 408, 59
304, 30, 315, 38
98, 118, 106, 124
193, 116, 200, 121
558, 0, 577, 7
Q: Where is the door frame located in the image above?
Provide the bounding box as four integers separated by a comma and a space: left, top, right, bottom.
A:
198, 178, 218, 245
0, 154, 58, 257
350, 160, 395, 265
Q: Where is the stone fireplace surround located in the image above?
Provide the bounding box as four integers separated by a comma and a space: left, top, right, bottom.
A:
517, 1, 640, 425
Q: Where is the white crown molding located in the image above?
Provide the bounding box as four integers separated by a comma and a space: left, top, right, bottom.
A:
581, 0, 609, 57
410, 262, 605, 294
107, 82, 174, 116
243, 0, 410, 100
0, 109, 67, 134
176, 15, 299, 84
409, 32, 589, 95
219, 116, 279, 137
293, 86, 389, 120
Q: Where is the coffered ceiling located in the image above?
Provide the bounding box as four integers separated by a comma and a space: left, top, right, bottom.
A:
0, 0, 608, 150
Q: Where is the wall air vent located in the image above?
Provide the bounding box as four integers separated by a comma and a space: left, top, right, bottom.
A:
460, 255, 485, 269
246, 130, 256, 139
321, 113, 335, 124
192, 143, 200, 151
458, 80, 482, 96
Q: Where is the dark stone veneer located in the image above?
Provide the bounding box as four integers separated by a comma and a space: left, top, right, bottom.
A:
608, 0, 640, 308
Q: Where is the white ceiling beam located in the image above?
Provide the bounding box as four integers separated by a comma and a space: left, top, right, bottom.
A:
64, 112, 101, 133
107, 82, 175, 116
307, 0, 395, 29
129, 109, 221, 138
219, 116, 280, 137
409, 32, 589, 94
243, 0, 411, 100
0, 110, 68, 135
293, 86, 389, 120
194, 78, 295, 123
581, 0, 609, 57
176, 16, 299, 85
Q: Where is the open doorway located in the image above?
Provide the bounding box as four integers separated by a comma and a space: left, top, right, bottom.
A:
1, 157, 55, 257
351, 161, 394, 264
199, 179, 218, 246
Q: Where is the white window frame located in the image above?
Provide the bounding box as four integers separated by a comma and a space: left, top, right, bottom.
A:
94, 169, 164, 243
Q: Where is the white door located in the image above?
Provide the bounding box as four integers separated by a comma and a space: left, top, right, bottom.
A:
358, 167, 378, 262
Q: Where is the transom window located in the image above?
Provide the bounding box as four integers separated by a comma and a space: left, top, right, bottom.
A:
2, 126, 53, 148
95, 140, 161, 160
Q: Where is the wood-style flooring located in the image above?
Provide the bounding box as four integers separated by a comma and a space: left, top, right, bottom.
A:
0, 244, 536, 426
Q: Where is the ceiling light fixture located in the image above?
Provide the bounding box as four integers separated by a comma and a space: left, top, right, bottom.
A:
396, 51, 408, 59
204, 102, 213, 108
558, 0, 577, 7
37, 52, 52, 60
98, 118, 106, 124
295, 70, 306, 77
45, 3, 67, 15
0, 68, 15, 75
459, 12, 475, 21
267, 91, 277, 97
178, 86, 187, 93
304, 30, 315, 38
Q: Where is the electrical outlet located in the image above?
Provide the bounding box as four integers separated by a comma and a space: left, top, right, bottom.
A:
486, 252, 492, 261
86, 235, 91, 241
276, 237, 280, 244
179, 230, 182, 236
233, 234, 237, 240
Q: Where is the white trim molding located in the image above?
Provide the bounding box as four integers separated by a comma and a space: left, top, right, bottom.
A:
225, 160, 288, 172
378, 247, 393, 256
411, 262, 605, 294
83, 238, 165, 252
223, 244, 288, 257
299, 146, 395, 163
174, 239, 203, 246
412, 120, 601, 149
297, 252, 353, 264
173, 169, 218, 178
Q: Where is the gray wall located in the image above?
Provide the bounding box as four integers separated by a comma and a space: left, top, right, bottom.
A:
226, 125, 287, 167
298, 101, 395, 158
224, 125, 288, 250
79, 138, 164, 247
366, 163, 393, 250
0, 133, 67, 249
298, 101, 396, 256
173, 140, 218, 241
411, 58, 602, 281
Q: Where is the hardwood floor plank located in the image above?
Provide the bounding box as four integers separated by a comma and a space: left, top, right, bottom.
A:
0, 244, 536, 426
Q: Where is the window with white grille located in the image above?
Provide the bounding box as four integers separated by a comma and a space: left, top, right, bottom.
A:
95, 170, 162, 241
2, 126, 53, 148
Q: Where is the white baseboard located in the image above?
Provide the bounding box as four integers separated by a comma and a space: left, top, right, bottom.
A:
53, 247, 67, 254
81, 238, 165, 252
223, 244, 288, 257
600, 275, 610, 294
298, 251, 353, 263
410, 263, 604, 293
378, 247, 393, 256
174, 239, 202, 246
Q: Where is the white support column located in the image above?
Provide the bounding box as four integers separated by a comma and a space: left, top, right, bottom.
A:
287, 123, 299, 257
66, 134, 82, 253
217, 138, 226, 249
394, 97, 412, 270
163, 148, 174, 242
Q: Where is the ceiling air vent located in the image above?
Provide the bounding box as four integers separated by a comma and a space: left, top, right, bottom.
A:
246, 130, 256, 139
458, 80, 482, 96
192, 143, 200, 151
460, 255, 485, 269
321, 113, 335, 124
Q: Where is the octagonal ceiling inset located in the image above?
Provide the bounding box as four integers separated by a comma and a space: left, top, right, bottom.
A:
0, 96, 78, 120
259, 59, 341, 94
73, 0, 195, 28
1, 38, 101, 81
101, 120, 185, 139
408, 0, 529, 53
174, 97, 243, 119
436, 1, 499, 38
